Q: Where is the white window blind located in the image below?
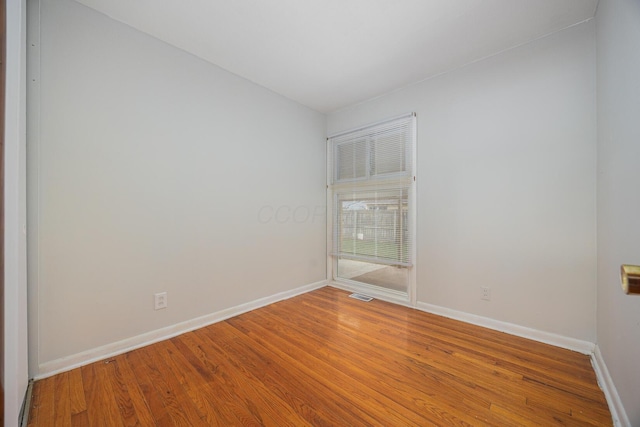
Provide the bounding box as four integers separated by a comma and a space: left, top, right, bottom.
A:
329, 114, 415, 267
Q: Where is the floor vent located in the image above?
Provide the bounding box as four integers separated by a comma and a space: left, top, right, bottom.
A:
349, 293, 374, 302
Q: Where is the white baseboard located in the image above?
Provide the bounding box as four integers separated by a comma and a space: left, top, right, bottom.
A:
415, 301, 595, 355
35, 280, 327, 379
591, 345, 630, 427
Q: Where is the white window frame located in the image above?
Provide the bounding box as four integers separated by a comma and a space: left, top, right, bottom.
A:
326, 113, 417, 305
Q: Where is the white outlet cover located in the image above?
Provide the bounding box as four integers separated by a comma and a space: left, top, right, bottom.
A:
154, 292, 167, 310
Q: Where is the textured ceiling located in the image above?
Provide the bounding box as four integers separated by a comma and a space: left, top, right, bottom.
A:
73, 0, 598, 113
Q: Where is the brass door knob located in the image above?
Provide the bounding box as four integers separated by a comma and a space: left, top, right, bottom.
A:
620, 265, 640, 295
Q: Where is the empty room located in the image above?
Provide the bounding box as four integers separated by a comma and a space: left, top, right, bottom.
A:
2, 0, 639, 425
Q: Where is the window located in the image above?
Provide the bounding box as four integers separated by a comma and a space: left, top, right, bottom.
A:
328, 114, 415, 295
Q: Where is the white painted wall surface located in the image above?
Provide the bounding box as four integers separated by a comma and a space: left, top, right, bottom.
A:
328, 22, 597, 341
596, 0, 640, 424
4, 0, 29, 425
31, 0, 326, 371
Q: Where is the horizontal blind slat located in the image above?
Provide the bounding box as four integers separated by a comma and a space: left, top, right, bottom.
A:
329, 115, 415, 268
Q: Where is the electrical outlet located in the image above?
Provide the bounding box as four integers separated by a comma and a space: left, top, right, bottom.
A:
154, 292, 167, 310
481, 287, 491, 301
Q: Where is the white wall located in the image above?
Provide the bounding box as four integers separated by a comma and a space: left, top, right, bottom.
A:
328, 22, 597, 341
596, 0, 640, 424
30, 0, 326, 372
4, 0, 29, 425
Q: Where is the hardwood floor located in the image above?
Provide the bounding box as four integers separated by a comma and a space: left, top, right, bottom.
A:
27, 287, 612, 426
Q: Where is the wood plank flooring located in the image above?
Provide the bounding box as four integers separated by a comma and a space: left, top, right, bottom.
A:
27, 287, 612, 426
